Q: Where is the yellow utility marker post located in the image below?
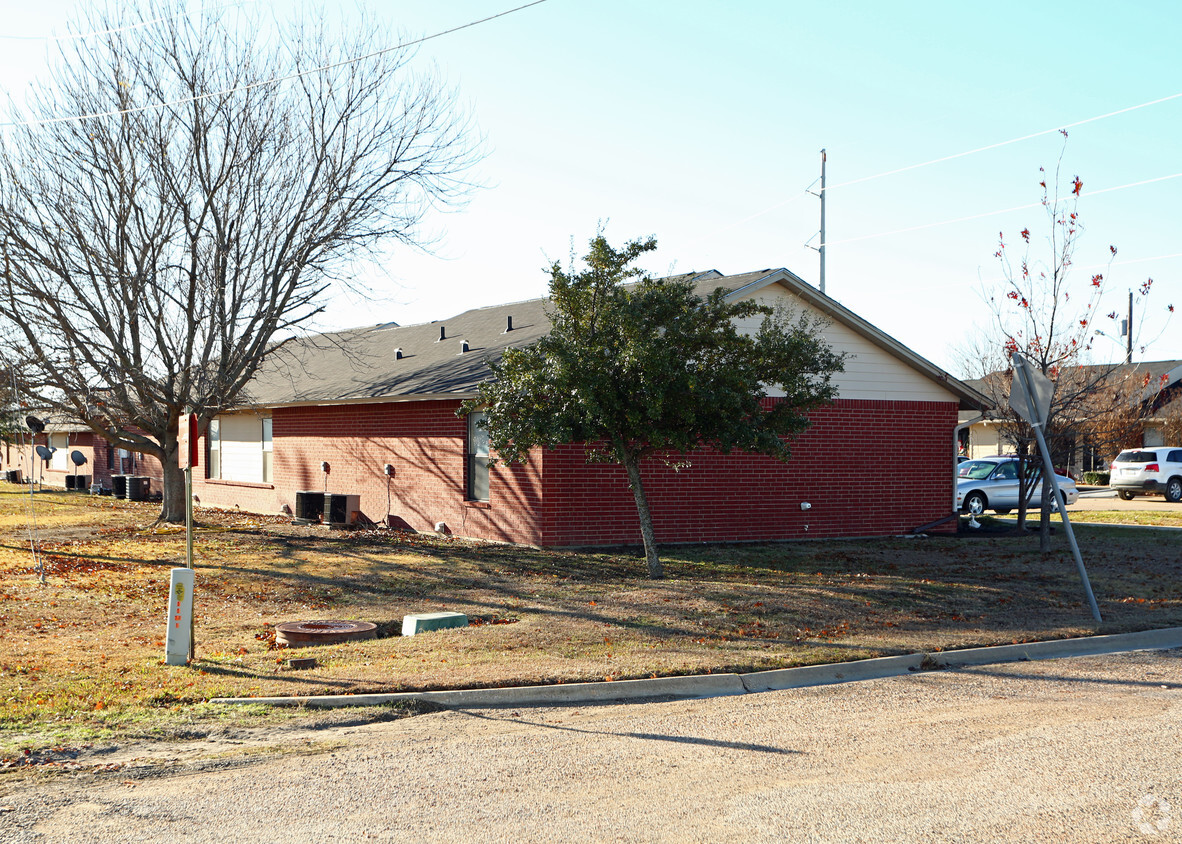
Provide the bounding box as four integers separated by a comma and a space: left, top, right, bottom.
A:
165, 412, 200, 665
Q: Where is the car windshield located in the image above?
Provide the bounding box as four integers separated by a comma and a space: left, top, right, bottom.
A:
959, 460, 1000, 480
1114, 450, 1157, 464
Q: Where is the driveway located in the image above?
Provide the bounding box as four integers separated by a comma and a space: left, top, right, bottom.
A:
1072, 488, 1182, 513
2, 649, 1179, 842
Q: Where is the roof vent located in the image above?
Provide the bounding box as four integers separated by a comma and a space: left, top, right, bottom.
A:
504, 315, 513, 333
438, 325, 446, 342
394, 348, 403, 360
459, 339, 470, 354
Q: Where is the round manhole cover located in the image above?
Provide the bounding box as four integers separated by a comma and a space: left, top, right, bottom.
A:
274, 620, 378, 648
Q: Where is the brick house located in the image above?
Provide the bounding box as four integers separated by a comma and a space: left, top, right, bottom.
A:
183, 268, 988, 543
961, 360, 1182, 474
5, 421, 162, 493
10, 269, 990, 545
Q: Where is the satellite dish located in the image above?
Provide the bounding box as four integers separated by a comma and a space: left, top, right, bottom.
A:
70, 450, 87, 467
26, 415, 46, 434
35, 445, 53, 461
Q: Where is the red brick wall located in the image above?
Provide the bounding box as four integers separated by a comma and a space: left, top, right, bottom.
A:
191, 400, 545, 544
540, 399, 959, 546
6, 432, 162, 492
6, 399, 959, 546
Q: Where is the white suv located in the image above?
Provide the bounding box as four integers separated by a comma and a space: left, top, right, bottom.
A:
1110, 447, 1182, 503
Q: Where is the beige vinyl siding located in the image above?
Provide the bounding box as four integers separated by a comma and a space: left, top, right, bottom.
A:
968, 422, 1005, 458
733, 284, 959, 403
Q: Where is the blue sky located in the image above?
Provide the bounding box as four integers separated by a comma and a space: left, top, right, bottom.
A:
2, 0, 1179, 375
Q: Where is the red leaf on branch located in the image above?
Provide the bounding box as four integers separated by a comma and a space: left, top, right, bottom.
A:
1091, 274, 1102, 287
1020, 228, 1030, 242
1072, 176, 1083, 196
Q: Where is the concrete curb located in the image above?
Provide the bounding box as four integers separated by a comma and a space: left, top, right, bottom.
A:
211, 625, 1182, 709
221, 673, 747, 710
740, 653, 926, 693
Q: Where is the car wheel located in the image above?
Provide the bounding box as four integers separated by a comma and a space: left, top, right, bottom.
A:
963, 492, 987, 517
1118, 490, 1135, 501
1166, 477, 1182, 504
994, 508, 1011, 515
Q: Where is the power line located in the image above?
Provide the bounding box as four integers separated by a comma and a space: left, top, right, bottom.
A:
709, 91, 1182, 242
0, 1, 255, 42
821, 172, 1182, 248
825, 91, 1182, 193
0, 0, 551, 129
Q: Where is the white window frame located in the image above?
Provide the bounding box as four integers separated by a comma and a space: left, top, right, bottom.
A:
467, 412, 489, 501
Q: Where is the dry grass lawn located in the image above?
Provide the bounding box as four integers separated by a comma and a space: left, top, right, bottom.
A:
1, 484, 1180, 760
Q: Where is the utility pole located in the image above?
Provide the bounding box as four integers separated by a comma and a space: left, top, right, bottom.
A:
1126, 290, 1133, 364
818, 149, 827, 294
806, 149, 827, 294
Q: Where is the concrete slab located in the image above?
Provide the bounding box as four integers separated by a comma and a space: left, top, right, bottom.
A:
402, 611, 468, 636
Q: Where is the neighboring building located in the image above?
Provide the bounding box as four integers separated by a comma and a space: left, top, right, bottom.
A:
8, 269, 991, 546
960, 360, 1182, 473
6, 421, 163, 493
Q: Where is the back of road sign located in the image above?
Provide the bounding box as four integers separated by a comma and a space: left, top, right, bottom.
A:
1009, 352, 1054, 426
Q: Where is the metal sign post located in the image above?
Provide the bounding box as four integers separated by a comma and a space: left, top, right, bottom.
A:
1010, 353, 1102, 622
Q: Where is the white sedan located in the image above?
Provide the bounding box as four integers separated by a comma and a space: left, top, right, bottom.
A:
956, 457, 1078, 516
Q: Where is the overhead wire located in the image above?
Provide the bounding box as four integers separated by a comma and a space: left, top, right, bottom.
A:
0, 0, 551, 129
821, 172, 1182, 247
705, 91, 1182, 242
824, 91, 1182, 193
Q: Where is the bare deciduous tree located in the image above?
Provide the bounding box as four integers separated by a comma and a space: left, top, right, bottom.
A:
0, 1, 480, 520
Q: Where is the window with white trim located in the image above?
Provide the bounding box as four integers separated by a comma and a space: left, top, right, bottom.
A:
207, 419, 221, 479
49, 433, 70, 472
466, 412, 489, 501
262, 417, 273, 483
207, 413, 272, 483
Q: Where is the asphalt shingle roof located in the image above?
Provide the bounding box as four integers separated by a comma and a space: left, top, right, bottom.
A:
244, 270, 734, 406
242, 267, 991, 411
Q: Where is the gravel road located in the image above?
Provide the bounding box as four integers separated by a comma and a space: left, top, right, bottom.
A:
2, 649, 1179, 843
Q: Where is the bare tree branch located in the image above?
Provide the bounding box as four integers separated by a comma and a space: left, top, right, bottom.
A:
0, 0, 482, 520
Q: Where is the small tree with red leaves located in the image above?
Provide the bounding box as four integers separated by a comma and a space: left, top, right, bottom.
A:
962, 133, 1173, 550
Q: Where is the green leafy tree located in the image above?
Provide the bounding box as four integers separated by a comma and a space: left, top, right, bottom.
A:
464, 234, 844, 578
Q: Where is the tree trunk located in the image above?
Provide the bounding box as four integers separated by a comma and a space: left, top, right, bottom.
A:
1038, 481, 1053, 553
1016, 441, 1030, 530
159, 433, 186, 524
621, 451, 663, 579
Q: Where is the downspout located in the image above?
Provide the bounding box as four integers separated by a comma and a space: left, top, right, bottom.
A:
910, 410, 988, 535
953, 412, 986, 512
